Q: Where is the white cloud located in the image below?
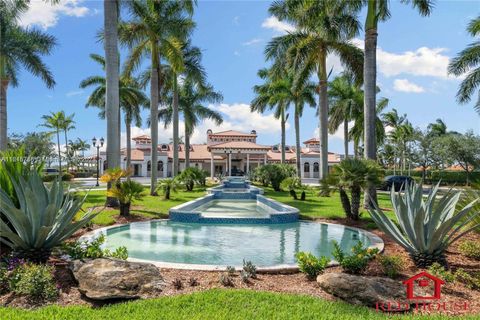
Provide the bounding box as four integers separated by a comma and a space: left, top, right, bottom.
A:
66, 90, 83, 97
18, 0, 90, 30
242, 38, 263, 46
393, 79, 425, 93
233, 16, 240, 26
233, 51, 240, 56
261, 16, 295, 34
353, 39, 455, 79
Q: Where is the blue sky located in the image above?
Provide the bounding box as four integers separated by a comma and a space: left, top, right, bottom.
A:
8, 0, 480, 154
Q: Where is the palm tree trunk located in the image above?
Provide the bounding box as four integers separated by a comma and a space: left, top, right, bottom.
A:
172, 75, 179, 176
363, 7, 378, 207
150, 48, 159, 195
318, 50, 329, 179
343, 118, 349, 158
281, 106, 286, 164
353, 139, 359, 159
350, 185, 361, 220
64, 130, 69, 172
104, 0, 121, 205
56, 130, 62, 174
185, 126, 190, 168
126, 115, 132, 180
294, 103, 301, 178
0, 79, 8, 151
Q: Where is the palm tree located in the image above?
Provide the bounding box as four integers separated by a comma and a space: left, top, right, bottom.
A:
62, 113, 75, 171
80, 54, 148, 174
103, 0, 121, 192
40, 111, 65, 173
120, 0, 195, 195
0, 1, 56, 150
159, 79, 223, 168
448, 16, 480, 114
360, 0, 433, 204
267, 0, 363, 180
251, 68, 290, 164
328, 72, 363, 158
427, 118, 447, 137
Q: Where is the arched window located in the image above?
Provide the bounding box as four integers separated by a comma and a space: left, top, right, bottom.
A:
147, 161, 151, 171
304, 162, 310, 173
313, 162, 319, 172
157, 161, 163, 171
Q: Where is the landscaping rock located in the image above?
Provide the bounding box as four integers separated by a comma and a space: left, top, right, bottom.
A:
71, 258, 165, 300
317, 273, 410, 311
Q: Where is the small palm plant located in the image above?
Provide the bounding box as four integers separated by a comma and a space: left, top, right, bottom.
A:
369, 182, 480, 268
101, 168, 144, 216
0, 172, 97, 263
280, 177, 302, 200
330, 159, 382, 220
157, 178, 179, 200
107, 180, 145, 217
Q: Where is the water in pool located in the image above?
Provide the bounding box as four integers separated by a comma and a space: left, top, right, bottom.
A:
194, 200, 272, 218
101, 220, 376, 267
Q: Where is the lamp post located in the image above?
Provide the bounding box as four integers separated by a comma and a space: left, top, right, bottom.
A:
92, 137, 104, 187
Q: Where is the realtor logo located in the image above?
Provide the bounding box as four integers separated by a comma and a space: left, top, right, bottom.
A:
402, 271, 445, 300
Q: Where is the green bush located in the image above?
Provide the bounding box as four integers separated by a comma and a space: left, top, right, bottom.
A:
0, 265, 8, 294
295, 252, 330, 280
42, 174, 57, 182
455, 269, 480, 290
242, 260, 257, 279
332, 241, 379, 274
459, 240, 480, 260
253, 164, 295, 191
61, 234, 128, 260
9, 263, 58, 302
62, 172, 74, 181
384, 170, 480, 186
378, 255, 404, 278
427, 263, 456, 283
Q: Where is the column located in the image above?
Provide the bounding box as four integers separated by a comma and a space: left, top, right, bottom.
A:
210, 152, 214, 178
228, 153, 232, 176
163, 160, 167, 178
225, 155, 228, 176
246, 153, 250, 174
310, 163, 313, 178
264, 154, 267, 165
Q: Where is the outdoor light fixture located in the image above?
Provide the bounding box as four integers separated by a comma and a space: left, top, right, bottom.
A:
92, 137, 104, 187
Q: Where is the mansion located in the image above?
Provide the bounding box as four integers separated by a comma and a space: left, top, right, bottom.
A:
98, 129, 341, 179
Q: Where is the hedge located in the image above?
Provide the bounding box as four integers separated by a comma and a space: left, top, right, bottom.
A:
384, 170, 480, 185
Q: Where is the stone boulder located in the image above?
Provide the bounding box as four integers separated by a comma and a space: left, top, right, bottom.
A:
71, 258, 165, 300
317, 273, 410, 311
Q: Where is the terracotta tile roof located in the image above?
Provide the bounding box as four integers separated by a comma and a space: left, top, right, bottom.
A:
132, 135, 151, 141
267, 150, 296, 163
167, 144, 224, 161
208, 141, 271, 150
210, 130, 256, 137
303, 137, 319, 144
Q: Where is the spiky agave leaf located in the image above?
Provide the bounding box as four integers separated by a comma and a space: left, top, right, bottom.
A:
369, 181, 480, 268
0, 171, 98, 262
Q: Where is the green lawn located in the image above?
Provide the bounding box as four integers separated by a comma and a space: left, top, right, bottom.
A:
77, 185, 393, 226
0, 289, 472, 320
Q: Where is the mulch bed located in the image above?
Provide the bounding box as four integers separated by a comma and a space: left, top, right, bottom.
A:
1, 217, 479, 317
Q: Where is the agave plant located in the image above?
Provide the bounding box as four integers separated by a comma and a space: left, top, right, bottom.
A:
0, 172, 97, 263
369, 182, 480, 268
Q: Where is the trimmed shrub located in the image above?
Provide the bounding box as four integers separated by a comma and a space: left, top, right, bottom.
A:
378, 255, 404, 278
61, 172, 74, 181
253, 164, 295, 191
332, 241, 379, 274
9, 263, 58, 302
295, 252, 330, 280
459, 240, 480, 260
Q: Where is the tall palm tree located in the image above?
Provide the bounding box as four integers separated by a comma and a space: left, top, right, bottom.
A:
159, 79, 223, 168
449, 17, 480, 114
40, 111, 65, 173
360, 0, 433, 204
62, 113, 75, 171
267, 0, 363, 180
328, 72, 363, 158
80, 54, 148, 174
103, 0, 121, 194
120, 0, 194, 194
0, 1, 56, 150
251, 68, 289, 164
427, 118, 447, 137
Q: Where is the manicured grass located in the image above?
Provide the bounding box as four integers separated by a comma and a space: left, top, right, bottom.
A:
0, 289, 471, 320
77, 184, 394, 226
261, 186, 393, 221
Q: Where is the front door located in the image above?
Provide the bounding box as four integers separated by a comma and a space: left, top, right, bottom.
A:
133, 164, 140, 176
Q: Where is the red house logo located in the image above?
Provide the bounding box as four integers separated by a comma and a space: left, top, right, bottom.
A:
402, 271, 445, 300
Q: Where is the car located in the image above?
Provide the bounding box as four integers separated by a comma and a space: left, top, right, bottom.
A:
379, 175, 413, 191
43, 168, 60, 176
